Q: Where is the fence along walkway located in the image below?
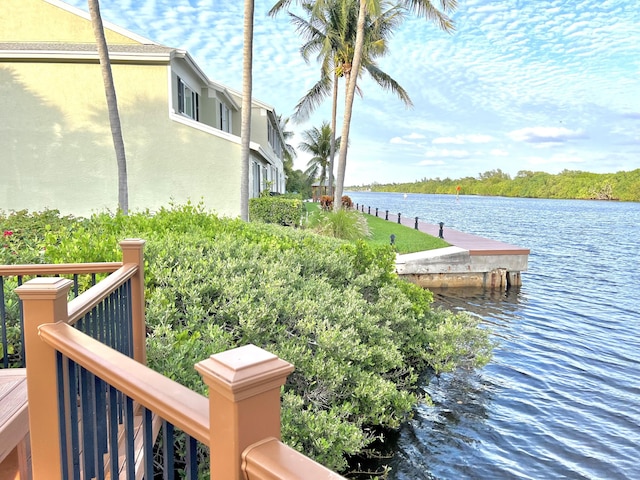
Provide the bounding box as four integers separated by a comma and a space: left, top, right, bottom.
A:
2, 239, 343, 479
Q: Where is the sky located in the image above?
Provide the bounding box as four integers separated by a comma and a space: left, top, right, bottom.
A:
62, 0, 640, 186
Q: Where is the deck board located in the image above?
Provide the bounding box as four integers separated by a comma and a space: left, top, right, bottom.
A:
0, 368, 30, 479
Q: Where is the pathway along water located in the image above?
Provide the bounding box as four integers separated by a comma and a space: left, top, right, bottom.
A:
346, 192, 640, 480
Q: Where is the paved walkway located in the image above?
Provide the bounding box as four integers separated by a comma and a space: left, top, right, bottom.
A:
363, 207, 530, 256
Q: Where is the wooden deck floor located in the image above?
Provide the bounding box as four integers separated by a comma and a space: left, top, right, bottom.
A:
0, 368, 30, 480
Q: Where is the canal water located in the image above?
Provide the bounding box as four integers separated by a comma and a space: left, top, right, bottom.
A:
346, 192, 640, 480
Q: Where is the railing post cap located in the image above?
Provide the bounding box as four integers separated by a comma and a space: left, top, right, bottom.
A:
15, 277, 73, 299
119, 238, 146, 247
195, 344, 294, 401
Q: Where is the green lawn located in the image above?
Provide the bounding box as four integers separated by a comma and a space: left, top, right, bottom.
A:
304, 202, 449, 254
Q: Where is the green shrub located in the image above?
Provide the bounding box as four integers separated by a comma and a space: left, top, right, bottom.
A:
249, 195, 303, 226
1, 206, 494, 473
306, 209, 370, 241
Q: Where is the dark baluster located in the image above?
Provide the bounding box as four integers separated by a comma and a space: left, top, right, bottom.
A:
56, 352, 70, 480
124, 396, 135, 479
143, 407, 154, 478
186, 435, 199, 480
108, 386, 119, 480
163, 421, 175, 479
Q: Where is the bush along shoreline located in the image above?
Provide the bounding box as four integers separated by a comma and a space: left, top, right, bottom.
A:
1, 205, 494, 474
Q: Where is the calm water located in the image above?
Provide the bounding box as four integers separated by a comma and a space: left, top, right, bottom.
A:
346, 192, 640, 480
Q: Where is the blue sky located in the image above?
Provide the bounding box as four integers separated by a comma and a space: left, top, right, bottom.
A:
64, 0, 639, 186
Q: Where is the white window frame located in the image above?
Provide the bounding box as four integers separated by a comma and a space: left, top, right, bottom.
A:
177, 76, 199, 121
219, 103, 231, 133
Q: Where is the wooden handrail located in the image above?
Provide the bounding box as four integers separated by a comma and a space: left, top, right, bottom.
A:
38, 322, 210, 444
0, 262, 122, 276
66, 263, 138, 324
242, 438, 345, 479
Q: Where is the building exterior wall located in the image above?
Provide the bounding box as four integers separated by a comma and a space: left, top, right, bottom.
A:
0, 0, 286, 217
1, 58, 242, 217
0, 0, 141, 44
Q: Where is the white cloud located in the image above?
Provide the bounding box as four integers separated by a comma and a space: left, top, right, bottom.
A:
417, 160, 446, 166
390, 137, 413, 145
424, 149, 470, 159
508, 127, 587, 143
433, 134, 494, 144
490, 149, 509, 156
526, 153, 585, 168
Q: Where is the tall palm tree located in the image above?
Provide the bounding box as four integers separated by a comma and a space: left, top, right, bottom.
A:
334, 0, 456, 210
88, 0, 128, 214
278, 115, 300, 192
240, 0, 255, 221
270, 0, 456, 211
299, 121, 340, 192
277, 114, 297, 170
287, 1, 409, 198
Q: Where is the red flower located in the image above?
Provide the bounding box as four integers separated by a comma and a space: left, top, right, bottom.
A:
3, 230, 13, 237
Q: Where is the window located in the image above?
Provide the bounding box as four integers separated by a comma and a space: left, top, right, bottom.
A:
219, 103, 231, 133
251, 161, 261, 198
177, 77, 199, 121
267, 120, 283, 158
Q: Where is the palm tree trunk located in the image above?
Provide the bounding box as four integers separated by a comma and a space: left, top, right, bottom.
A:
240, 0, 255, 221
88, 0, 128, 214
328, 70, 339, 198
333, 0, 367, 212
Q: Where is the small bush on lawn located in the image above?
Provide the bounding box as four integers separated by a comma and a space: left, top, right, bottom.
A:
341, 195, 353, 208
2, 205, 493, 473
306, 208, 371, 241
320, 195, 333, 210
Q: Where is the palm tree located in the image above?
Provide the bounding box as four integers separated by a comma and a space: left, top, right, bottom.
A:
283, 0, 410, 198
240, 0, 255, 221
270, 0, 456, 211
299, 121, 340, 193
88, 0, 128, 214
277, 114, 297, 174
334, 0, 456, 210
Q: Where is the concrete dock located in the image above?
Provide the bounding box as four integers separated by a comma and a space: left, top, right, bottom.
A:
391, 215, 530, 289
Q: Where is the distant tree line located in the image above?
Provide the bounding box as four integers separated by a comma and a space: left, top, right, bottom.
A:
355, 169, 640, 202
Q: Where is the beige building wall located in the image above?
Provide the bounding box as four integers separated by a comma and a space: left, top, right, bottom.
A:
0, 0, 291, 217
1, 0, 141, 44
1, 59, 242, 217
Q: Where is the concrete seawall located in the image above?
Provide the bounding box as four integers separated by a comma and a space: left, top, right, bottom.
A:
396, 246, 529, 289
362, 209, 531, 289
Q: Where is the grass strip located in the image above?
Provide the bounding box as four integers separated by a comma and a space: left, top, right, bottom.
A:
362, 213, 449, 253
304, 202, 449, 254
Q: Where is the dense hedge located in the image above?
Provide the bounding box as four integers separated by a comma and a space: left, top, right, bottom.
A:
1, 205, 493, 473
249, 194, 303, 226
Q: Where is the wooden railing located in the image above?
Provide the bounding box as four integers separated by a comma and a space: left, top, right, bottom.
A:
0, 258, 123, 369
6, 239, 342, 479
